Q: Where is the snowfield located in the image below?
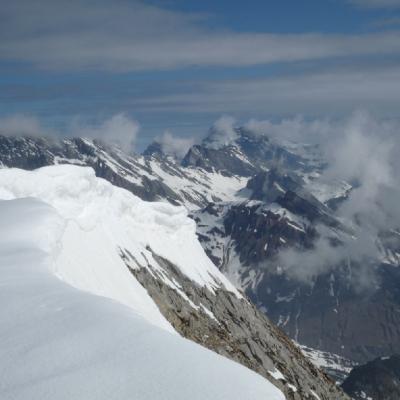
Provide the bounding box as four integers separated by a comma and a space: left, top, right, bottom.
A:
0, 165, 284, 400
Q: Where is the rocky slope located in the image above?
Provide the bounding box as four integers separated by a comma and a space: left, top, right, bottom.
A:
123, 248, 347, 400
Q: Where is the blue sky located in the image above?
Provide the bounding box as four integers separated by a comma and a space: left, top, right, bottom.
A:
153, 0, 378, 33
1, 0, 400, 150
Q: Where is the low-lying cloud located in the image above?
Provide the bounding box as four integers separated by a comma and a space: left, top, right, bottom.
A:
205, 116, 239, 149
0, 113, 139, 153
266, 111, 400, 288
0, 114, 50, 137
1, 110, 399, 290
71, 114, 139, 153
155, 131, 195, 159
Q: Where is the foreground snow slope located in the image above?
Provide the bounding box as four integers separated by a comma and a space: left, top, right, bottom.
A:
0, 165, 240, 332
0, 170, 284, 400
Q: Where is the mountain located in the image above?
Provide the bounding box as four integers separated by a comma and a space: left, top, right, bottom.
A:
342, 355, 400, 400
0, 135, 246, 209
182, 129, 400, 368
0, 127, 398, 385
0, 173, 283, 400
190, 140, 400, 371
182, 126, 322, 176
0, 165, 348, 400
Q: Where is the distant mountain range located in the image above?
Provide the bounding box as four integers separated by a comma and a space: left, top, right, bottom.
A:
1, 125, 399, 386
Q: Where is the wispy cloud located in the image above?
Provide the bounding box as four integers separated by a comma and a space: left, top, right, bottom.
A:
273, 111, 400, 288
70, 114, 139, 152
2, 0, 400, 71
0, 114, 49, 137
0, 113, 140, 153
154, 131, 195, 159
132, 66, 400, 116
205, 116, 239, 149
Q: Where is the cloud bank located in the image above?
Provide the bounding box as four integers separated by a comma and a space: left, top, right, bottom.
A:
2, 0, 400, 71
269, 111, 400, 288
0, 115, 50, 137
0, 113, 139, 153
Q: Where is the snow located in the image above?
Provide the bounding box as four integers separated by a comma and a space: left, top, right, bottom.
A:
268, 368, 285, 381
148, 159, 248, 210
287, 383, 297, 392
273, 181, 286, 193
0, 165, 240, 301
298, 344, 355, 377
200, 304, 219, 323
310, 389, 322, 400
305, 177, 351, 205
260, 202, 307, 226
287, 221, 306, 233
0, 170, 285, 400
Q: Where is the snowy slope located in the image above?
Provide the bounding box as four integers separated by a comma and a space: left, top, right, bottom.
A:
0, 165, 240, 321
0, 167, 284, 400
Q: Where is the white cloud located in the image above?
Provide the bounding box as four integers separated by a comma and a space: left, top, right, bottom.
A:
324, 111, 400, 231
155, 131, 195, 159
205, 116, 238, 149
1, 0, 400, 71
0, 113, 139, 153
71, 114, 139, 152
244, 116, 336, 144
0, 114, 50, 137
274, 111, 400, 287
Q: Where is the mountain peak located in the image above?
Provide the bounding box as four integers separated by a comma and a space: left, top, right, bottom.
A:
142, 140, 166, 158
202, 124, 270, 151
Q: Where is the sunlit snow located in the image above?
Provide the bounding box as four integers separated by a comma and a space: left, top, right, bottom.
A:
0, 166, 284, 400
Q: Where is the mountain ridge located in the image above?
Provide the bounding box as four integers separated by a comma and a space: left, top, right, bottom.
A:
0, 164, 348, 400
1, 128, 399, 384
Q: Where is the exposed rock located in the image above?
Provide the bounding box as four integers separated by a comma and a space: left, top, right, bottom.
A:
120, 247, 349, 400
342, 355, 400, 400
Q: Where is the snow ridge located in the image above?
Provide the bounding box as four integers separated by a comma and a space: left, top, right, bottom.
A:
0, 166, 241, 326
0, 192, 284, 400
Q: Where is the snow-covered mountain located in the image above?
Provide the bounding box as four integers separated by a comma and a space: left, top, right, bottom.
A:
1, 126, 398, 386
0, 165, 348, 400
191, 162, 400, 371
0, 179, 282, 400
0, 135, 246, 209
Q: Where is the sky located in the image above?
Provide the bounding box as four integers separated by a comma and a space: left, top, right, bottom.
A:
1, 0, 400, 150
